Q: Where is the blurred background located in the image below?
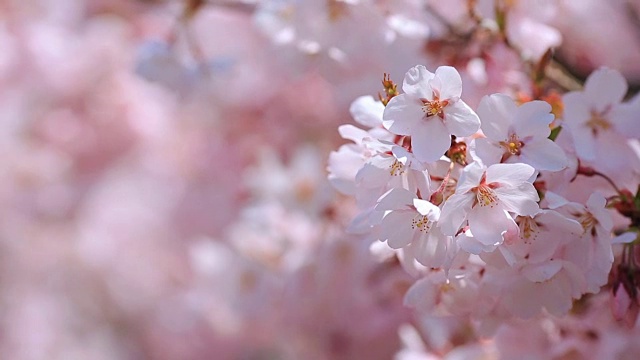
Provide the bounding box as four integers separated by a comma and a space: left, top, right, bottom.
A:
1, 0, 640, 359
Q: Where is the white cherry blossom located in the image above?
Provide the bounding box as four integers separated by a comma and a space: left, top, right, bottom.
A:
374, 188, 452, 268
439, 162, 540, 247
382, 65, 480, 162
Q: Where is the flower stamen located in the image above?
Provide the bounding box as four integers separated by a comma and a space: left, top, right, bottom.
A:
389, 159, 405, 176
411, 215, 432, 233
499, 133, 525, 156
586, 110, 612, 136
421, 96, 449, 119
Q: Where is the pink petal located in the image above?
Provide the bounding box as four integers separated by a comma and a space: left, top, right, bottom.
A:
584, 68, 628, 112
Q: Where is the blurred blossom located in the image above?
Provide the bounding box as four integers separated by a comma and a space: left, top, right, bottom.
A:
1, 0, 640, 359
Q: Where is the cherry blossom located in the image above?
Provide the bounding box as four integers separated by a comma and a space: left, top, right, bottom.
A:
382, 65, 480, 162
439, 162, 540, 247
563, 68, 640, 161
473, 93, 568, 171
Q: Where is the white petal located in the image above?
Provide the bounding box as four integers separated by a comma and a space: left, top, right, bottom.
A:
402, 65, 435, 99
468, 206, 512, 246
495, 184, 540, 216
403, 277, 438, 311
456, 161, 486, 194
411, 120, 451, 163
477, 94, 515, 140
512, 100, 553, 139
376, 188, 414, 211
382, 94, 424, 135
522, 261, 563, 282
457, 232, 493, 254
613, 232, 637, 244
356, 160, 391, 188
433, 66, 462, 100
439, 193, 474, 235
349, 95, 384, 127
472, 138, 503, 167
520, 139, 568, 171
379, 211, 415, 248
584, 68, 628, 112
413, 230, 446, 268
545, 191, 570, 209
485, 163, 536, 187
443, 100, 480, 137
413, 198, 441, 220
338, 124, 370, 144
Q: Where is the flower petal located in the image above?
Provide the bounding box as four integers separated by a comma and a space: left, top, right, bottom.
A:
472, 138, 503, 167
411, 120, 451, 163
485, 163, 536, 187
584, 68, 627, 112
443, 100, 481, 137
494, 183, 540, 216
379, 210, 415, 248
512, 100, 553, 139
439, 193, 474, 235
432, 66, 462, 100
477, 94, 515, 140
349, 95, 384, 127
468, 206, 513, 246
382, 94, 424, 135
402, 65, 435, 99
520, 139, 568, 171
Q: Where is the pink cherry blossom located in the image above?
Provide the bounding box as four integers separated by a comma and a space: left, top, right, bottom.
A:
473, 93, 568, 171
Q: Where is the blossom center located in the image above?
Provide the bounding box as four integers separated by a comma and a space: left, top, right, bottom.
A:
411, 215, 432, 233
389, 159, 405, 176
421, 96, 449, 119
586, 110, 612, 135
577, 212, 598, 236
499, 133, 525, 156
471, 174, 499, 208
516, 216, 539, 244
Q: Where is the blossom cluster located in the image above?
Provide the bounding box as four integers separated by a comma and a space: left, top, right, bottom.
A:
329, 64, 640, 325
3, 0, 640, 359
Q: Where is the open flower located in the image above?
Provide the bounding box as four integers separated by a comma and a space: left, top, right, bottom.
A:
375, 188, 451, 268
439, 162, 540, 247
473, 94, 568, 171
382, 65, 480, 163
